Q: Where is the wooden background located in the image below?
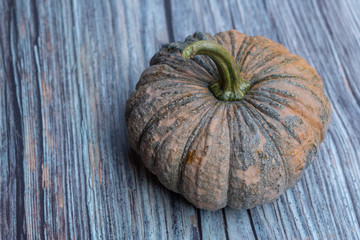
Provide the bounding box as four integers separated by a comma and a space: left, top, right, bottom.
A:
1, 0, 360, 239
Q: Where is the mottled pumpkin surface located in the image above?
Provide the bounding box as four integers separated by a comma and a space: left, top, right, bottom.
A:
125, 30, 331, 210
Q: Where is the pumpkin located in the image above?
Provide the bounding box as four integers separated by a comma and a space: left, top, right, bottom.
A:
125, 30, 331, 210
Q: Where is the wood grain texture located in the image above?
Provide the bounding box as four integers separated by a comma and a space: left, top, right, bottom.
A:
0, 0, 359, 239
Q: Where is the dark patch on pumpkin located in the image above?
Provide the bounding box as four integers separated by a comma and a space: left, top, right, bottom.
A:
137, 93, 203, 149
246, 98, 302, 144
239, 42, 259, 72
235, 36, 250, 62
242, 102, 290, 189
185, 150, 202, 167
185, 150, 196, 164
152, 99, 215, 160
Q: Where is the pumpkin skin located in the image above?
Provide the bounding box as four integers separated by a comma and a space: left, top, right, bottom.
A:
125, 30, 331, 210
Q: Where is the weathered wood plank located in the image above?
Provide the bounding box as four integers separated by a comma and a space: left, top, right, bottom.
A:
0, 2, 26, 239
1, 0, 360, 239
2, 1, 45, 239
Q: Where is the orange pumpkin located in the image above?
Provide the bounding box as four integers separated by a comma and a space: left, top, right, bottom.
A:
125, 30, 331, 210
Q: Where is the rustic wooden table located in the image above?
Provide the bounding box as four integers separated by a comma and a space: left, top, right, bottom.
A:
1, 0, 360, 239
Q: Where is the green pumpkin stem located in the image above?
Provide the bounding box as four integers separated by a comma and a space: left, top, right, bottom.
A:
182, 40, 251, 101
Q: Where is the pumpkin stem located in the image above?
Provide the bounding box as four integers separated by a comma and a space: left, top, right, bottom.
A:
182, 40, 251, 101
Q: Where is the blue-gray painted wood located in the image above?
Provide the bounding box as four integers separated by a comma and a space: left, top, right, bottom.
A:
0, 0, 359, 239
